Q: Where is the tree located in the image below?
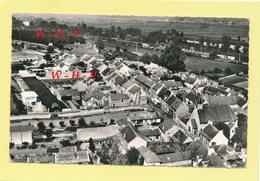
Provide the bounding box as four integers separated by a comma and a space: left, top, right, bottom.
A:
116, 46, 121, 52
243, 47, 248, 54
59, 121, 65, 127
95, 39, 104, 53
200, 69, 205, 74
110, 143, 127, 165
47, 46, 55, 53
126, 147, 140, 165
110, 119, 115, 125
89, 138, 96, 153
37, 122, 46, 133
140, 53, 151, 64
49, 122, 55, 129
222, 35, 230, 52
238, 36, 241, 41
225, 67, 232, 75
9, 142, 15, 149
43, 53, 52, 61
231, 114, 247, 151
45, 129, 53, 139
69, 120, 76, 126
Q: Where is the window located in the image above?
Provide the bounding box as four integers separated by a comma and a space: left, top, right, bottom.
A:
211, 142, 216, 146
122, 99, 123, 102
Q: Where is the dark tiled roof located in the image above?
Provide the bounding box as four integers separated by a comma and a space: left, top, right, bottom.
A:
152, 83, 163, 91
147, 142, 182, 154
101, 67, 111, 76
118, 78, 128, 86
106, 72, 118, 82
114, 76, 124, 85
139, 129, 161, 137
135, 75, 154, 88
128, 85, 141, 94
185, 92, 199, 103
173, 130, 188, 143
205, 95, 240, 105
58, 89, 79, 97
109, 94, 129, 101
116, 119, 132, 126
157, 87, 167, 98
137, 146, 160, 163
202, 86, 228, 96
158, 150, 192, 163
185, 77, 196, 84
185, 140, 202, 152
92, 89, 107, 99
166, 95, 183, 111
122, 80, 134, 90
191, 119, 198, 129
10, 125, 34, 132
200, 124, 219, 141
158, 119, 178, 133
120, 124, 148, 143
81, 92, 93, 102
208, 154, 227, 167
198, 105, 238, 124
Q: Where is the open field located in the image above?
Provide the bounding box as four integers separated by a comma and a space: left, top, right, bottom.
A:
185, 56, 248, 73
22, 77, 67, 110
58, 20, 248, 39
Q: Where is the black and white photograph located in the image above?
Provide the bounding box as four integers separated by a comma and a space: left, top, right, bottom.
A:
10, 13, 248, 167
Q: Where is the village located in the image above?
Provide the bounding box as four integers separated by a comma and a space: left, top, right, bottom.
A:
10, 15, 248, 167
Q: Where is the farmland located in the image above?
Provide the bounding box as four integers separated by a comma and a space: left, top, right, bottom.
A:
184, 56, 248, 73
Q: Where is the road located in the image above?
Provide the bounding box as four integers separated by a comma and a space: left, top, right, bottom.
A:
10, 111, 129, 128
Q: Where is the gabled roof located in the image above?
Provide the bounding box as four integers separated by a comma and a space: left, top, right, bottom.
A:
139, 129, 161, 137
157, 87, 167, 98
72, 81, 88, 92
166, 95, 183, 111
109, 94, 129, 101
161, 80, 178, 88
106, 72, 118, 82
116, 119, 132, 126
122, 80, 134, 90
81, 92, 93, 102
58, 89, 79, 97
211, 144, 234, 156
185, 77, 196, 84
173, 130, 188, 143
197, 105, 238, 124
118, 78, 128, 86
158, 150, 192, 163
208, 154, 227, 167
185, 140, 202, 152
147, 142, 182, 155
185, 92, 199, 103
152, 83, 164, 91
191, 119, 198, 129
114, 75, 124, 85
200, 123, 219, 141
128, 85, 141, 94
135, 75, 154, 88
158, 119, 178, 133
137, 146, 160, 163
101, 67, 111, 76
10, 125, 34, 132
120, 124, 149, 143
92, 89, 107, 99
202, 86, 228, 96
205, 95, 242, 106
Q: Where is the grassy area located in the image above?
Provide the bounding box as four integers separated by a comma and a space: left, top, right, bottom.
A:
22, 77, 67, 111
184, 56, 248, 73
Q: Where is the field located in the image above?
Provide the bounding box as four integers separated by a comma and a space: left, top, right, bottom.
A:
184, 56, 248, 73
22, 77, 67, 111
57, 20, 248, 40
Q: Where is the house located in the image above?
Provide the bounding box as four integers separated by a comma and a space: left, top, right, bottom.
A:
135, 74, 155, 92
165, 95, 189, 119
81, 92, 96, 109
186, 105, 238, 135
184, 76, 201, 88
127, 111, 161, 127
115, 124, 149, 151
91, 89, 109, 108
21, 91, 38, 106
200, 123, 229, 146
71, 80, 89, 94
109, 94, 130, 107
158, 150, 192, 166
172, 130, 192, 145
137, 146, 160, 166
56, 89, 80, 101
116, 118, 132, 127
147, 142, 182, 155
201, 86, 229, 96
139, 128, 162, 142
10, 125, 34, 145
158, 119, 179, 142
185, 92, 200, 105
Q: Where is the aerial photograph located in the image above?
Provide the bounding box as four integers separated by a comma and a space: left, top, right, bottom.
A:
10, 13, 248, 167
